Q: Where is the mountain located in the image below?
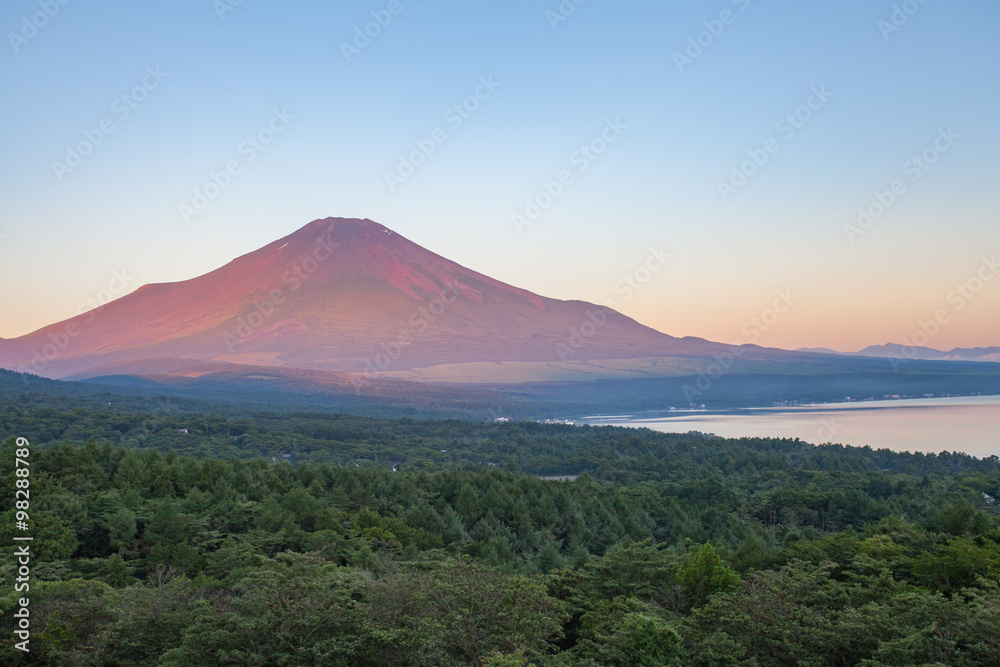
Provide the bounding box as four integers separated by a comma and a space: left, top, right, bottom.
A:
796, 345, 1000, 364
0, 217, 789, 381
854, 344, 1000, 363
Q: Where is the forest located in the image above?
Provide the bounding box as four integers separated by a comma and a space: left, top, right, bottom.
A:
1, 391, 999, 665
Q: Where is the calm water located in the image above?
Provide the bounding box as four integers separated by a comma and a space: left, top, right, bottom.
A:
582, 395, 1000, 458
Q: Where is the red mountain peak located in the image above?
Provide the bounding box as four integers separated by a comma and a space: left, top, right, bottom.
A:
0, 217, 731, 379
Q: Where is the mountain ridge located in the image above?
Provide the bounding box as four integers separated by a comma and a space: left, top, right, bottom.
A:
797, 344, 1000, 363
1, 217, 780, 380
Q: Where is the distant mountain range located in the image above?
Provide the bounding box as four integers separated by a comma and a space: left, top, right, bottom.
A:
798, 344, 1000, 363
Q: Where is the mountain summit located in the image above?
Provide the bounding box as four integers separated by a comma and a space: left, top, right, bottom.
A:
1, 217, 743, 380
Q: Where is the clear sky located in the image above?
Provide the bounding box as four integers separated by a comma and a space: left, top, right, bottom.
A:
1, 0, 997, 352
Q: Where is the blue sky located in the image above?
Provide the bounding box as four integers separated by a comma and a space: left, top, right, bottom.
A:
1, 0, 998, 350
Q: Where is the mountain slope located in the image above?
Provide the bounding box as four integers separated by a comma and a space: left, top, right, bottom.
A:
1, 217, 769, 380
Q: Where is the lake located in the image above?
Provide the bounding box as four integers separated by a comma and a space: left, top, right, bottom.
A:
581, 395, 1000, 458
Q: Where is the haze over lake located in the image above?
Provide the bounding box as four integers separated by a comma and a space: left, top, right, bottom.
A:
583, 395, 1000, 458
